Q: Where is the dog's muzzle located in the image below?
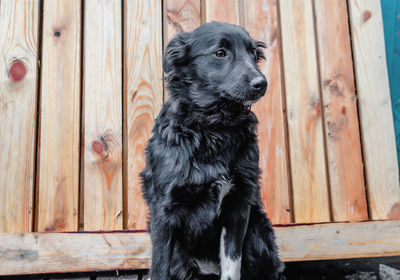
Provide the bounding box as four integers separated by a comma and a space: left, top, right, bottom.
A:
243, 77, 268, 113
250, 77, 268, 97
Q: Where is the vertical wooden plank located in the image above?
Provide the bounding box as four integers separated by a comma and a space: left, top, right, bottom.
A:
348, 0, 400, 220
164, 0, 201, 43
205, 0, 240, 25
313, 0, 368, 222
163, 0, 201, 101
36, 0, 81, 232
124, 0, 163, 229
83, 0, 123, 230
243, 0, 291, 224
279, 0, 330, 223
0, 0, 39, 232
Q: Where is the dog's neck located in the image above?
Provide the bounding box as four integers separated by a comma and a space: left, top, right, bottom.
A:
165, 96, 253, 127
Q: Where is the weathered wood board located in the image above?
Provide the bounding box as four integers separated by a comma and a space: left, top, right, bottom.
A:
243, 0, 292, 224
164, 0, 201, 44
313, 0, 368, 222
0, 231, 151, 275
124, 0, 163, 230
36, 0, 81, 232
279, 0, 330, 223
83, 0, 123, 230
205, 0, 240, 25
163, 0, 201, 101
1, 220, 400, 275
276, 220, 400, 261
348, 0, 400, 220
0, 0, 39, 232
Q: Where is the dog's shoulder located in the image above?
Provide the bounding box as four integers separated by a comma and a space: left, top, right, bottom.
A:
143, 101, 202, 187
154, 100, 201, 147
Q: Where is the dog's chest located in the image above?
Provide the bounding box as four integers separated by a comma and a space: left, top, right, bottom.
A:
170, 175, 233, 219
197, 128, 245, 162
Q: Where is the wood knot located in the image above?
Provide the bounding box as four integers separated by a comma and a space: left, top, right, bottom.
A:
340, 105, 346, 115
363, 11, 372, 23
53, 27, 63, 38
92, 138, 109, 159
9, 60, 27, 82
92, 140, 105, 154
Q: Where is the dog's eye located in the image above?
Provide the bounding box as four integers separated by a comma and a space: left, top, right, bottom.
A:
215, 49, 227, 58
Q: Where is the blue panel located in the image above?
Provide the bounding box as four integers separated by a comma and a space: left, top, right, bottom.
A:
381, 0, 400, 168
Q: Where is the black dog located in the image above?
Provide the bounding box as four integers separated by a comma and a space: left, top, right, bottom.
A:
141, 21, 285, 280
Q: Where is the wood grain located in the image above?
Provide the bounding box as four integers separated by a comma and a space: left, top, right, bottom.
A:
2, 220, 400, 274
36, 0, 81, 232
205, 0, 240, 24
164, 0, 201, 43
243, 0, 291, 224
313, 0, 368, 222
163, 0, 201, 101
83, 0, 123, 230
348, 0, 400, 220
0, 0, 39, 232
279, 0, 330, 223
275, 220, 400, 261
124, 0, 163, 230
0, 231, 151, 275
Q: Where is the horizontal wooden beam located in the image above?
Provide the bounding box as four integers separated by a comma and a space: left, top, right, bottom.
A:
1, 221, 400, 275
0, 230, 151, 275
275, 220, 400, 261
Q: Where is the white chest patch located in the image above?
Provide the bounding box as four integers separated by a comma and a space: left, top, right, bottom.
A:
220, 227, 242, 280
213, 177, 233, 212
195, 259, 220, 275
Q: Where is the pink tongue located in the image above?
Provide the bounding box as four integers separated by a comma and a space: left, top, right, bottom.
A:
246, 105, 251, 112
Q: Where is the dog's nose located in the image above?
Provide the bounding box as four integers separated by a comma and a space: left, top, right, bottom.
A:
251, 77, 268, 94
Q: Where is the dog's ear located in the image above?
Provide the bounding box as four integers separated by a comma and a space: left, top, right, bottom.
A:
255, 40, 266, 61
163, 31, 192, 73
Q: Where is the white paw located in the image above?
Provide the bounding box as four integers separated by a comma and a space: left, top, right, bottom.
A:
220, 227, 241, 280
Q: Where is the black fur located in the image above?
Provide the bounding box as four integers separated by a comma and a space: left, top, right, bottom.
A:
141, 21, 285, 280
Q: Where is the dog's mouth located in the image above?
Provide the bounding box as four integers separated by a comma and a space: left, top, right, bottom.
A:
243, 100, 258, 113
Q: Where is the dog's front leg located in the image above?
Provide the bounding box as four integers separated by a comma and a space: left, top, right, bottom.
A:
220, 205, 250, 280
150, 220, 174, 280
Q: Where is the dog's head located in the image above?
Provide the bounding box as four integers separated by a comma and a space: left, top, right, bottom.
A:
163, 21, 267, 110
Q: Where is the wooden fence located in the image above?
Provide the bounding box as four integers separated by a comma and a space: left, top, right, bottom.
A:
0, 0, 399, 275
